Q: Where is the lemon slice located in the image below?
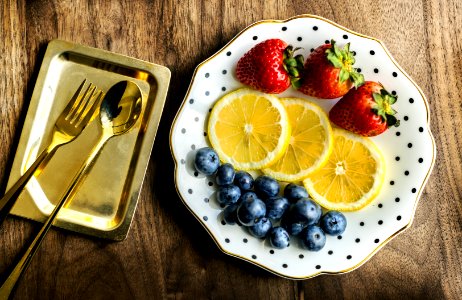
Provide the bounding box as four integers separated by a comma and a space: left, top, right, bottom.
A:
303, 128, 385, 211
207, 88, 291, 170
262, 98, 333, 182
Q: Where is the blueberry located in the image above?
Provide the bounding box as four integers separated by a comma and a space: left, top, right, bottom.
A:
281, 216, 306, 236
284, 183, 309, 203
215, 163, 235, 186
265, 196, 289, 221
248, 218, 272, 238
320, 211, 347, 235
223, 203, 240, 225
216, 185, 241, 206
269, 227, 290, 249
237, 197, 266, 226
254, 175, 279, 199
284, 221, 306, 236
290, 198, 322, 225
194, 147, 220, 175
239, 191, 258, 202
234, 171, 254, 191
300, 225, 326, 251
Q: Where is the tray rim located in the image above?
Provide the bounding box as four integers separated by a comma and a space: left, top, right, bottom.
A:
8, 39, 171, 241
169, 14, 436, 279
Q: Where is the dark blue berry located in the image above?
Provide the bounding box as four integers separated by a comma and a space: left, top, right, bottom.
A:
223, 203, 240, 225
216, 185, 241, 206
301, 225, 326, 251
234, 171, 254, 191
281, 216, 306, 236
239, 191, 258, 202
248, 218, 272, 238
215, 163, 235, 186
194, 147, 220, 175
290, 198, 322, 226
237, 197, 266, 226
265, 196, 289, 221
284, 183, 309, 203
320, 211, 347, 235
269, 227, 290, 249
254, 175, 279, 199
282, 222, 306, 236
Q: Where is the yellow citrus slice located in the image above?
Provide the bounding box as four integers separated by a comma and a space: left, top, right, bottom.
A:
262, 98, 333, 182
207, 88, 291, 170
303, 128, 385, 211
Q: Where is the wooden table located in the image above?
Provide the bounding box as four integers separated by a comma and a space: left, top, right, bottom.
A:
1, 1, 461, 299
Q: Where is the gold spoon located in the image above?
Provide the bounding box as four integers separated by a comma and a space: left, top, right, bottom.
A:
0, 80, 142, 298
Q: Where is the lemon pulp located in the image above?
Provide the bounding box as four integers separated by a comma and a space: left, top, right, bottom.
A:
207, 88, 291, 170
304, 128, 385, 211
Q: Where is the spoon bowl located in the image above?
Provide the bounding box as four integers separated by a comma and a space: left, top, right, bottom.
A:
100, 80, 142, 135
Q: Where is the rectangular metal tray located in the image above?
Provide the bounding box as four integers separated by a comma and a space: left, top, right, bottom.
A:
6, 40, 170, 240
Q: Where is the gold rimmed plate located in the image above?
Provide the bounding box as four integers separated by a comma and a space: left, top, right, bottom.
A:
170, 15, 436, 278
7, 40, 170, 240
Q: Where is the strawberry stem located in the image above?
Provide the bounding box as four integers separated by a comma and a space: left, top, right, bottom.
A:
283, 45, 304, 89
371, 88, 400, 127
325, 39, 365, 88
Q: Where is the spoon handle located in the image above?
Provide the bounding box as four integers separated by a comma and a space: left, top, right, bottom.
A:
0, 146, 57, 227
0, 138, 107, 299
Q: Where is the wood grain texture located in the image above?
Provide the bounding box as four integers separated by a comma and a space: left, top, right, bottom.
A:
0, 0, 461, 299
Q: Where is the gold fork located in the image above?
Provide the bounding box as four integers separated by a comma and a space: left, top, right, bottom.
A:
0, 80, 103, 226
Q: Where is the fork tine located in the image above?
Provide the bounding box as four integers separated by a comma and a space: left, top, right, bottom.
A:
69, 84, 96, 124
74, 90, 103, 127
62, 79, 87, 118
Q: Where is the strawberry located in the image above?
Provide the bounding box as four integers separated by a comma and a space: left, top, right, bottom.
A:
236, 39, 304, 94
329, 81, 400, 137
298, 40, 364, 99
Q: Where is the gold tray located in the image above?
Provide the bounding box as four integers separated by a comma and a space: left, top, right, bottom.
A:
6, 40, 170, 240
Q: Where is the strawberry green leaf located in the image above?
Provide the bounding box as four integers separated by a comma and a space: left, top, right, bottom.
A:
325, 39, 364, 88
339, 68, 350, 83
372, 90, 400, 128
283, 45, 304, 89
386, 115, 400, 127
350, 72, 365, 88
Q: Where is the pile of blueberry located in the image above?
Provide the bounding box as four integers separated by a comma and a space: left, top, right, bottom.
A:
194, 147, 347, 251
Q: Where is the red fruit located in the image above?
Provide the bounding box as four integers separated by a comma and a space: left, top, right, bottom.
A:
236, 39, 304, 94
329, 81, 400, 137
299, 40, 364, 99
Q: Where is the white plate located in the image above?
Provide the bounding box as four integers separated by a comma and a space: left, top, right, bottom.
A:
169, 15, 436, 279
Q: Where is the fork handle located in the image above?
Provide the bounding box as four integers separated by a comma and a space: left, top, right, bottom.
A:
0, 137, 107, 299
0, 146, 56, 227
